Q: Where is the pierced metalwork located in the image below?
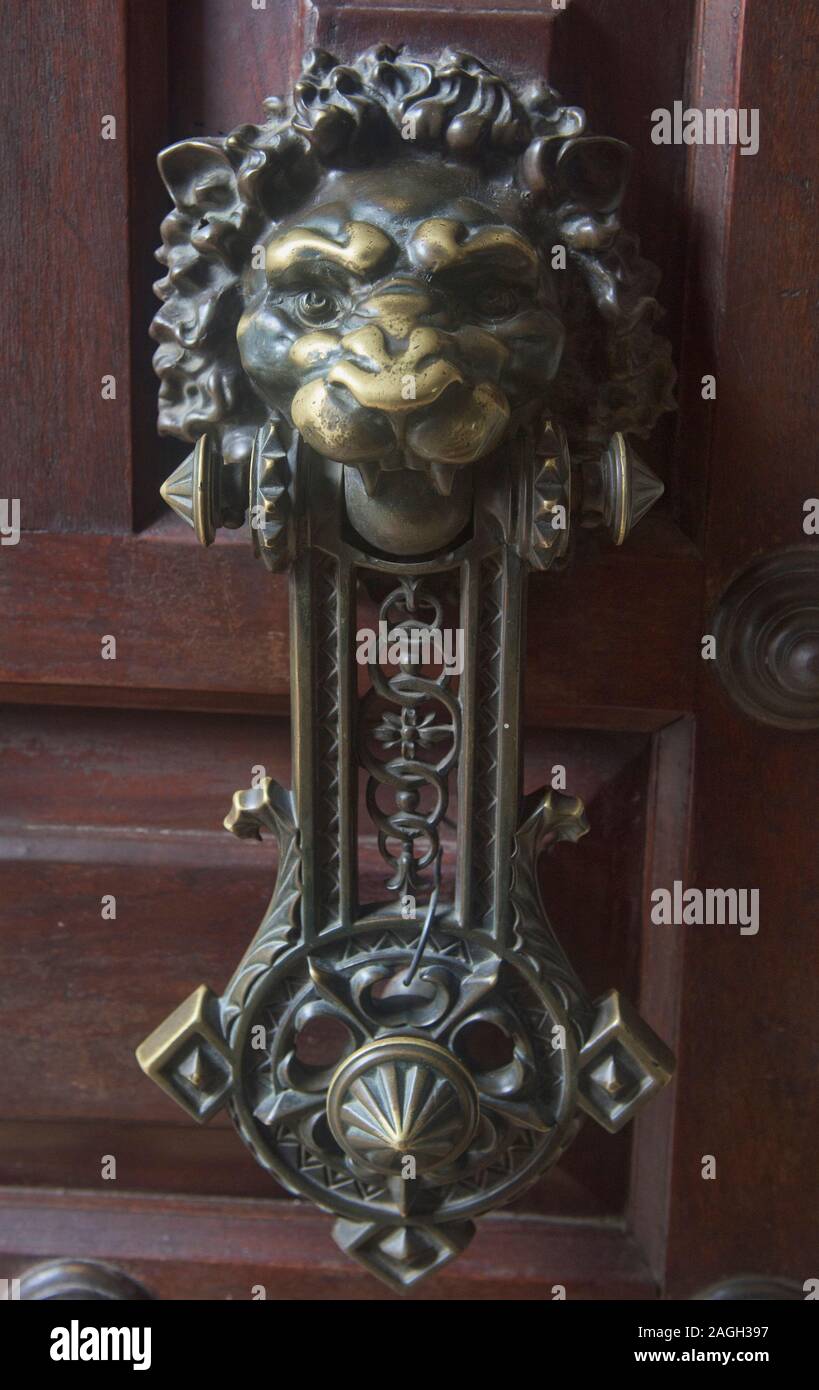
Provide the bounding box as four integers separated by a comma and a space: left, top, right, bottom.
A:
360, 575, 460, 978
138, 45, 676, 1293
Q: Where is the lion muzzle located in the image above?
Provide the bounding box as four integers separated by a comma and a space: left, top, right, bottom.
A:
290, 323, 510, 468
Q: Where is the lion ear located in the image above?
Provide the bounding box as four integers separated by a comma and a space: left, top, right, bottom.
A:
157, 139, 238, 215
555, 136, 632, 214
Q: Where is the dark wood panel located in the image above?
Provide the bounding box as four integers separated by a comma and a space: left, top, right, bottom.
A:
0, 726, 650, 1159
669, 707, 819, 1293
308, 2, 557, 82
3, 0, 809, 1305
673, 0, 746, 546
0, 706, 292, 835
0, 683, 680, 731
0, 859, 266, 1124
1, 0, 168, 533
629, 717, 693, 1280
0, 1189, 656, 1300
0, 704, 647, 835
550, 0, 697, 521
0, 706, 688, 1219
0, 514, 701, 718
0, 1120, 618, 1221
127, 0, 175, 531
664, 0, 819, 1294
168, 0, 299, 138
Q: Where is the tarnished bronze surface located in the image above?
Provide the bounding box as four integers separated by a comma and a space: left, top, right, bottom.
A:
140, 46, 676, 1292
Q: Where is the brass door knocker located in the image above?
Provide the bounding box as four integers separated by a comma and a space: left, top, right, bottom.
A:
138, 45, 675, 1292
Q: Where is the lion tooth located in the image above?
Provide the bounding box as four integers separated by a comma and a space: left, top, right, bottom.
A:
356, 459, 381, 496
430, 463, 456, 496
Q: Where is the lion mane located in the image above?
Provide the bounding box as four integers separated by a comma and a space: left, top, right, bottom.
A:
151, 45, 675, 469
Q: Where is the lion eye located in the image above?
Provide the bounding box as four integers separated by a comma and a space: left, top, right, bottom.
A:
477, 287, 520, 320
295, 290, 341, 325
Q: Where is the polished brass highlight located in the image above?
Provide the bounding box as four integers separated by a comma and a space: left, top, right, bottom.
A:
160, 432, 246, 547
266, 222, 393, 279
140, 45, 677, 1292
326, 1036, 480, 1175
407, 219, 540, 279
578, 990, 675, 1133
580, 432, 666, 546
135, 984, 232, 1123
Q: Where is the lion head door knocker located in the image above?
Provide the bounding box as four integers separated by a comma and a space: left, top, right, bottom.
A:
138, 47, 676, 1292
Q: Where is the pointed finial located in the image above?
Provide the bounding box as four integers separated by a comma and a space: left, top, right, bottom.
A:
160, 435, 218, 545
160, 434, 250, 547
580, 431, 664, 544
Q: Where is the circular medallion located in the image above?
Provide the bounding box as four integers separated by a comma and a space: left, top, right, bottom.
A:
228, 920, 578, 1224
326, 1035, 479, 1176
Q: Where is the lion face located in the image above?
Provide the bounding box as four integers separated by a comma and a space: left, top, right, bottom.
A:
237, 160, 565, 493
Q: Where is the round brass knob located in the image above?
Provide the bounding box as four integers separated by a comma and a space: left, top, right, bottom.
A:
326, 1035, 479, 1176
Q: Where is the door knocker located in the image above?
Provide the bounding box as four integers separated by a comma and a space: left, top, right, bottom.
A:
138, 46, 676, 1292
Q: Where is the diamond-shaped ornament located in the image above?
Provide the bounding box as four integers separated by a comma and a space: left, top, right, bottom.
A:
136, 984, 233, 1122
333, 1218, 475, 1293
577, 989, 674, 1133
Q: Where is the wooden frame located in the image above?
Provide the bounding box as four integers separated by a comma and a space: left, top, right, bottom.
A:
1, 0, 815, 1299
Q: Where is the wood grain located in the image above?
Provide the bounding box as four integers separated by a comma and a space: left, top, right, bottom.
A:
0, 1189, 656, 1300
0, 706, 680, 1222
0, 514, 702, 721
663, 0, 819, 1294
1, 0, 815, 1303
0, 0, 168, 533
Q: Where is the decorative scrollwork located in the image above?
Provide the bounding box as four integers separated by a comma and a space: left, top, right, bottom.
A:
359, 576, 461, 975
222, 916, 576, 1287
221, 778, 302, 1031
510, 787, 591, 1021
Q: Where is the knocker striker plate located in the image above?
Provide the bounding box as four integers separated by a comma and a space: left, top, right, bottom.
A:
138, 43, 676, 1293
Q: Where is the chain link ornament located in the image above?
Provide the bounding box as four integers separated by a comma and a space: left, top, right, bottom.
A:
139, 46, 675, 1293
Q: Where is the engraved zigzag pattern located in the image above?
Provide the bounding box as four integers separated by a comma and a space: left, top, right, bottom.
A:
315, 554, 341, 928
472, 555, 504, 930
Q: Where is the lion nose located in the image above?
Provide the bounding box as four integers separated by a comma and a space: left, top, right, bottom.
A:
329, 325, 462, 414
340, 322, 448, 369
358, 285, 433, 340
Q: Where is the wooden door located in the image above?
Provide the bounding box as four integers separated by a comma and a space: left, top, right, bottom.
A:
1, 0, 816, 1302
